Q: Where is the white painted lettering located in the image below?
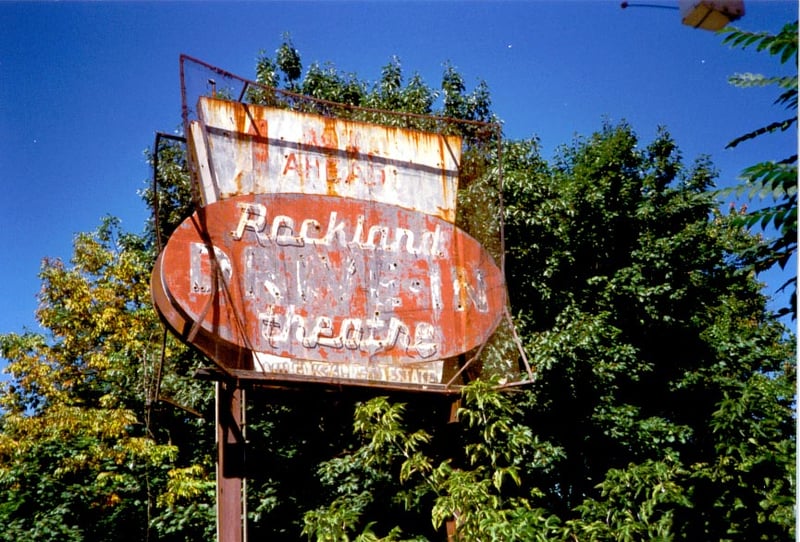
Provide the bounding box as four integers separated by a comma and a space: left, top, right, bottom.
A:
453, 267, 488, 313
256, 305, 439, 359
189, 243, 232, 294
232, 205, 445, 258
252, 352, 445, 385
232, 203, 267, 240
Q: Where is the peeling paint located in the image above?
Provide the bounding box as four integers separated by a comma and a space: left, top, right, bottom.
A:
189, 97, 462, 222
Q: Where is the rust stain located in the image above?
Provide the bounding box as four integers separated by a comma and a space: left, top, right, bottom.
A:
232, 170, 244, 196
193, 96, 463, 221
323, 117, 339, 194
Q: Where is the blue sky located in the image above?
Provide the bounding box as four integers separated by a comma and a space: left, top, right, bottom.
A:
0, 0, 796, 337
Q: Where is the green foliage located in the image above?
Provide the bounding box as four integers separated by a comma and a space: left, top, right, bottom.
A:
141, 136, 194, 247
0, 219, 214, 540
276, 33, 302, 88
721, 20, 798, 318
569, 453, 691, 541
300, 384, 564, 541
507, 124, 793, 540
301, 396, 434, 541
723, 21, 798, 68
248, 35, 493, 133
430, 382, 564, 541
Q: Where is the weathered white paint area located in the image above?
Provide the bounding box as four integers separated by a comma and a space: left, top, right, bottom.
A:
189, 97, 462, 222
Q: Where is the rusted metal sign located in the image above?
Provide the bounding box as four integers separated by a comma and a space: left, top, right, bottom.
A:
153, 193, 506, 388
153, 95, 508, 391
190, 97, 462, 222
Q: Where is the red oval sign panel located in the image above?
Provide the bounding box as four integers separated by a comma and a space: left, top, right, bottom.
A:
152, 193, 506, 384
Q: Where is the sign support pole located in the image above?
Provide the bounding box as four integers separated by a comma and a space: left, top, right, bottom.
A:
216, 381, 246, 542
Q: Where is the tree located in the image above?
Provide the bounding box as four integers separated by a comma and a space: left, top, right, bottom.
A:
1, 37, 794, 541
509, 125, 794, 541
0, 218, 215, 541
722, 20, 798, 319
300, 123, 794, 541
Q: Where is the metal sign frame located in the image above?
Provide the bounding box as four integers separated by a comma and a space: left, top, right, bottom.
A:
158, 54, 534, 394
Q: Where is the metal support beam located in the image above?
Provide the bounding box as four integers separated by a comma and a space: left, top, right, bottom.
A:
217, 381, 246, 542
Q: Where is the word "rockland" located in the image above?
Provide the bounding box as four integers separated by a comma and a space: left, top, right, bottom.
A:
232, 202, 445, 257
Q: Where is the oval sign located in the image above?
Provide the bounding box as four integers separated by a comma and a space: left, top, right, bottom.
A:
153, 193, 506, 375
